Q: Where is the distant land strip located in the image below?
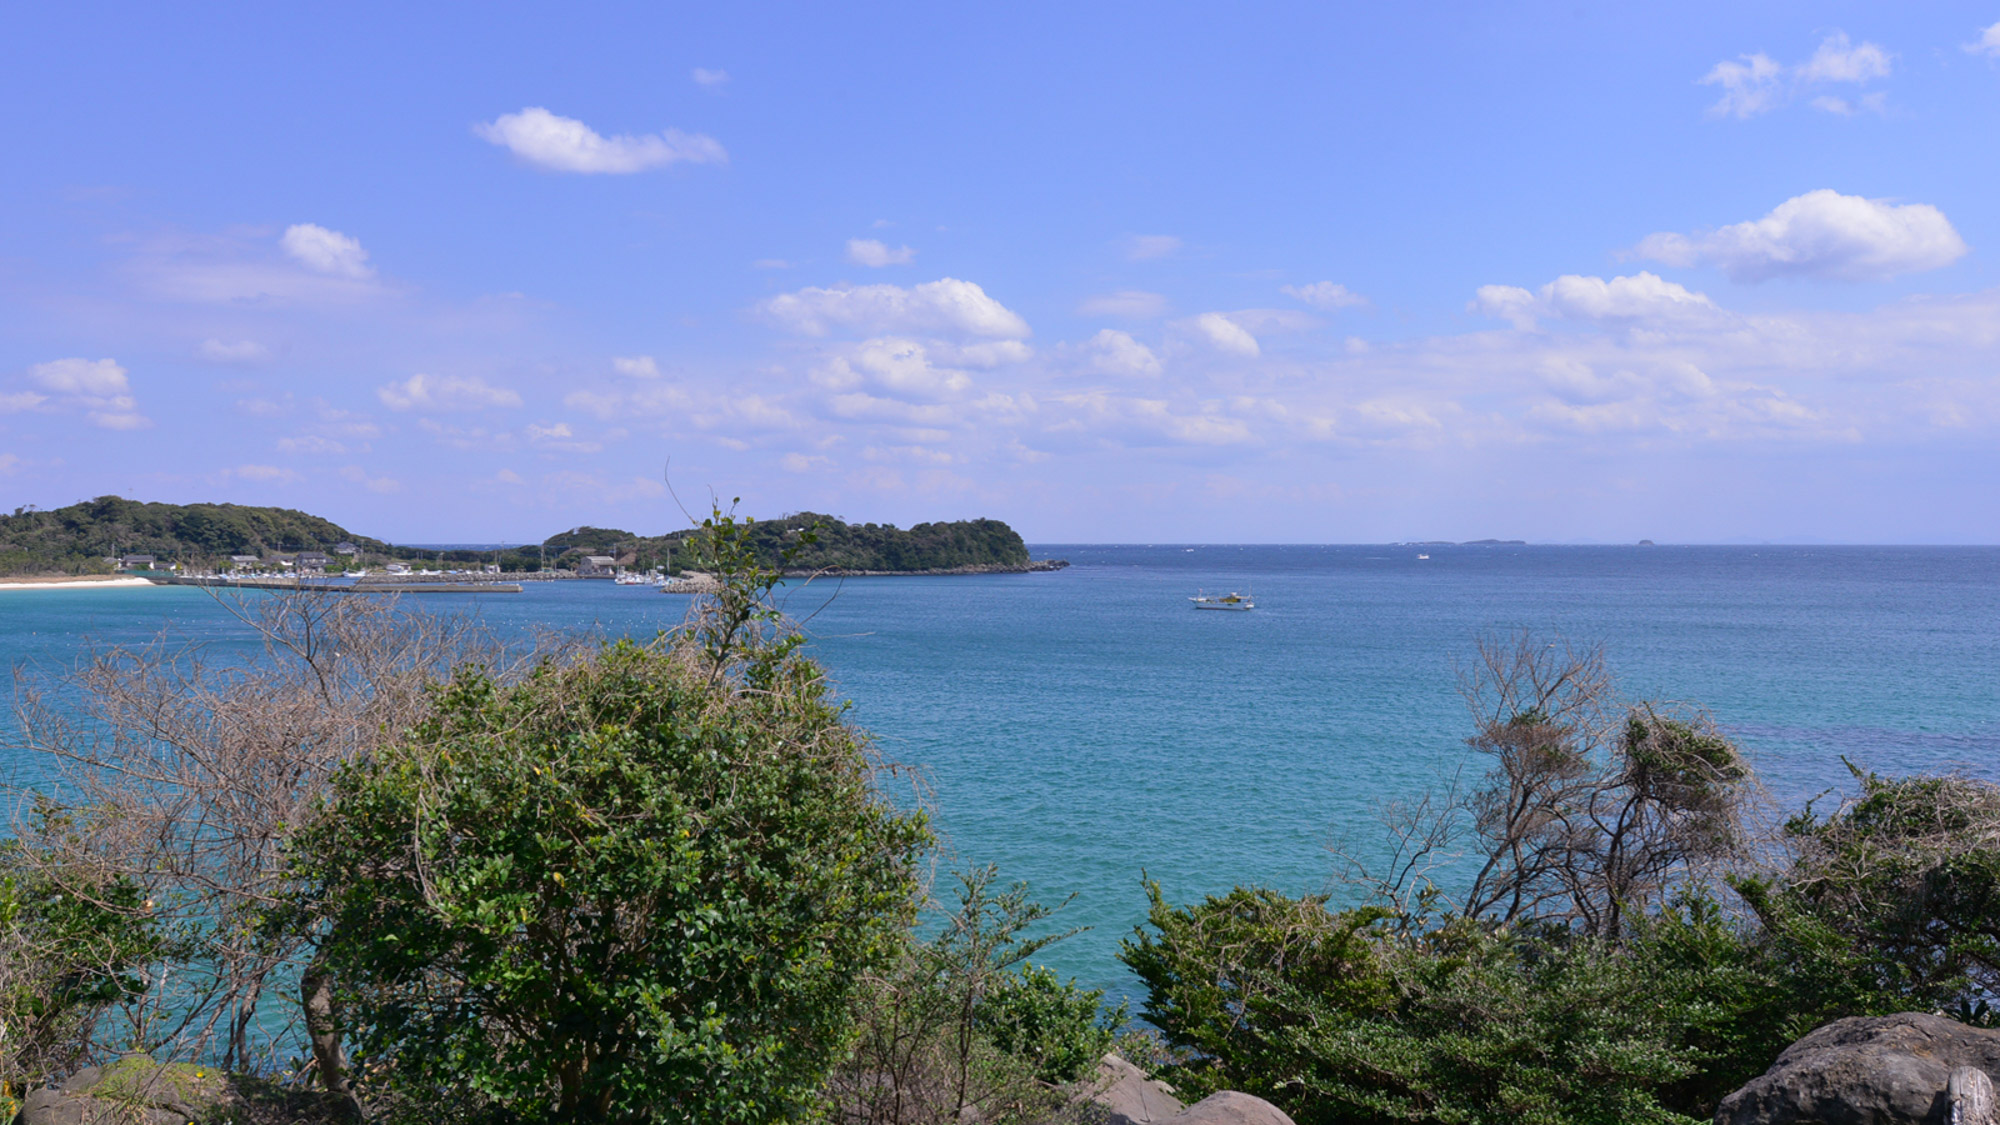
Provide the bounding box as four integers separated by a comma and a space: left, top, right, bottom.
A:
0, 496, 1061, 578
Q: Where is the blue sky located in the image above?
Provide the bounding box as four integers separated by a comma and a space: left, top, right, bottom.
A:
4, 3, 1999, 543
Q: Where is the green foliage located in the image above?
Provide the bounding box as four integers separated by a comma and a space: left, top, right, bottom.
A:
1740, 764, 2000, 1006
668, 512, 1030, 574
1122, 884, 1394, 1090
0, 496, 385, 575
977, 963, 1122, 1084
540, 526, 637, 552
1123, 889, 1717, 1125
833, 866, 1098, 1125
1123, 818, 1967, 1125
0, 825, 166, 1098
294, 611, 929, 1122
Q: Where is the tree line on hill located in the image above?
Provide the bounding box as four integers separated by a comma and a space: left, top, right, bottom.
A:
491, 512, 1032, 573
0, 496, 389, 575
0, 497, 1035, 576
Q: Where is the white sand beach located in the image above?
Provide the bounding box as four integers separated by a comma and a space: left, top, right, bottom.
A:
0, 576, 159, 591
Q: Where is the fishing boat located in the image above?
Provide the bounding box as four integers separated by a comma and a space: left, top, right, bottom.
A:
1190, 590, 1254, 611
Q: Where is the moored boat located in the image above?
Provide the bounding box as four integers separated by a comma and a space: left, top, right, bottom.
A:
1190, 590, 1254, 611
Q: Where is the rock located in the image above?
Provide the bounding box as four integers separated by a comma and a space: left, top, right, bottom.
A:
21, 1056, 235, 1125
1169, 1090, 1296, 1125
1951, 1066, 1996, 1125
1077, 1052, 1185, 1124
1716, 1012, 2000, 1125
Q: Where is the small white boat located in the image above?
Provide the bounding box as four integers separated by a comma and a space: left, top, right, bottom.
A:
1190, 590, 1254, 611
1417, 554, 1429, 560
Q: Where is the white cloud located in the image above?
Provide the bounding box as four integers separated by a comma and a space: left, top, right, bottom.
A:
526, 421, 603, 452
1125, 235, 1182, 261
692, 67, 730, 87
125, 229, 384, 305
1187, 313, 1260, 357
1083, 329, 1162, 377
418, 420, 517, 451
281, 224, 374, 279
29, 357, 150, 429
276, 435, 347, 455
813, 338, 972, 401
1541, 273, 1719, 322
763, 278, 1030, 339
199, 339, 269, 363
376, 373, 524, 412
847, 239, 916, 267
0, 392, 47, 413
1700, 53, 1784, 118
612, 355, 660, 378
1223, 308, 1320, 334
1633, 190, 1966, 282
1078, 290, 1168, 319
1968, 21, 2000, 57
930, 340, 1033, 368
1282, 282, 1368, 310
474, 107, 727, 174
230, 464, 299, 483
339, 465, 402, 494
1473, 285, 1543, 329
1810, 92, 1887, 117
32, 357, 128, 396
564, 382, 694, 421
1701, 33, 1891, 119
1797, 32, 1891, 84
1474, 273, 1720, 329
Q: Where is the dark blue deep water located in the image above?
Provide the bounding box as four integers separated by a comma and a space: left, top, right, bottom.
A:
5, 545, 1998, 999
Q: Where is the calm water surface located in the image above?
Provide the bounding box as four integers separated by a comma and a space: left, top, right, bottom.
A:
4, 545, 1997, 998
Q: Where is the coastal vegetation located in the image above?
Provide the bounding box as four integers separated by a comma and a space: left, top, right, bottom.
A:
489, 511, 1034, 575
1119, 638, 2000, 1124
1, 527, 1994, 1123
0, 495, 1040, 577
0, 496, 386, 575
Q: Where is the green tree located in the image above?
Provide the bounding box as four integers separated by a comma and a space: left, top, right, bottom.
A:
293, 513, 928, 1124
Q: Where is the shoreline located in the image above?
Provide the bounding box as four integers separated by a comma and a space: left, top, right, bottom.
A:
0, 575, 159, 591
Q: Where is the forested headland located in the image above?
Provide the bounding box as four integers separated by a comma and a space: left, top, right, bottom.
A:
490, 511, 1040, 574
0, 496, 1049, 576
0, 496, 388, 574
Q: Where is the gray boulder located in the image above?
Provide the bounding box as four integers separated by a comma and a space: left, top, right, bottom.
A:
1067, 1054, 1295, 1125
21, 1055, 235, 1125
1716, 1012, 2000, 1125
1170, 1090, 1296, 1125
1076, 1052, 1185, 1124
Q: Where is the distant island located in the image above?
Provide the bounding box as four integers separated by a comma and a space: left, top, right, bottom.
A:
1399, 539, 1529, 547
508, 511, 1059, 576
0, 497, 1063, 578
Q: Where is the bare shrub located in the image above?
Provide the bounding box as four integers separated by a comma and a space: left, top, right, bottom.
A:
7, 590, 549, 1075
1338, 632, 1756, 939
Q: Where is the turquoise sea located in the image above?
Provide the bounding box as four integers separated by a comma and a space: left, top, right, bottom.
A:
4, 545, 1998, 1000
